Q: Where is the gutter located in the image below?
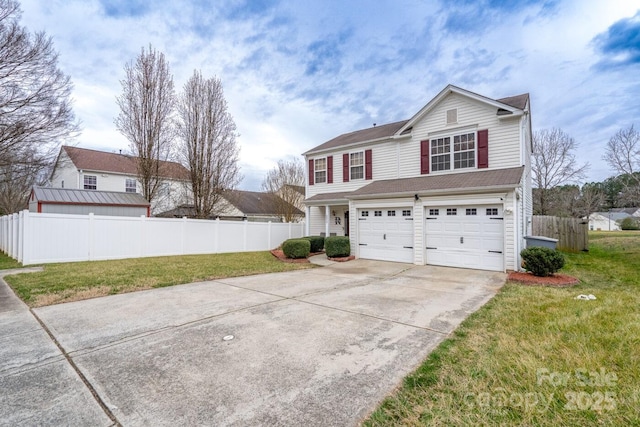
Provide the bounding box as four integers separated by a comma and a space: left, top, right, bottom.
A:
346, 184, 520, 200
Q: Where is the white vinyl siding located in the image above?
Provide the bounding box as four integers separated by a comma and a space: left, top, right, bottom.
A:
306, 142, 399, 198
408, 92, 521, 175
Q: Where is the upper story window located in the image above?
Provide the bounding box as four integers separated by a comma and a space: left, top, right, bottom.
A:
350, 152, 364, 180
314, 158, 326, 184
125, 178, 137, 193
431, 131, 476, 172
84, 175, 97, 190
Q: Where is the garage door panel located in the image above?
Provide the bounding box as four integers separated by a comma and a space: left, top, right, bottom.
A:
425, 205, 504, 272
358, 208, 414, 264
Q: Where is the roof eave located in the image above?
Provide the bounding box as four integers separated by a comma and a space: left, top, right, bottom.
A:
397, 85, 523, 135
303, 135, 400, 156
347, 184, 520, 200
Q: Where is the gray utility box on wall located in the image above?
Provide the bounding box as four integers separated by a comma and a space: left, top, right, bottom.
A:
525, 236, 558, 250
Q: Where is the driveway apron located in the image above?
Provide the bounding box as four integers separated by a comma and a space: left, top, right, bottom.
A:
3, 260, 505, 426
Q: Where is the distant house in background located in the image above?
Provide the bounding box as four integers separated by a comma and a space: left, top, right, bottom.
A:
609, 207, 640, 217
587, 211, 631, 231
29, 187, 150, 217
49, 146, 191, 214
157, 190, 303, 222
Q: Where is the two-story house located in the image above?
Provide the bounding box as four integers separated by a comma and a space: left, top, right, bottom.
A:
303, 85, 532, 272
50, 146, 192, 214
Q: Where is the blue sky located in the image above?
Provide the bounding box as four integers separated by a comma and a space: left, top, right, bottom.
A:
19, 0, 640, 190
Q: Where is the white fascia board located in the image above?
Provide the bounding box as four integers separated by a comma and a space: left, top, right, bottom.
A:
347, 184, 518, 200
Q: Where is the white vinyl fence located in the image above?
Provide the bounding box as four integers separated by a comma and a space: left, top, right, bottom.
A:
0, 211, 305, 265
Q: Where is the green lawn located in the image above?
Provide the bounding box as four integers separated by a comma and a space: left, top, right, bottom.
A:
0, 252, 22, 270
5, 251, 313, 307
364, 231, 640, 426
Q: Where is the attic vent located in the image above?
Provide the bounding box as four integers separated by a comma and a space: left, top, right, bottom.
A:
446, 108, 458, 124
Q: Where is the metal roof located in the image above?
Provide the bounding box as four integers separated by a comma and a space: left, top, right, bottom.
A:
31, 187, 150, 207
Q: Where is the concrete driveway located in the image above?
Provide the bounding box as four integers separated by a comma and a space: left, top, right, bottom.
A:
1, 260, 505, 426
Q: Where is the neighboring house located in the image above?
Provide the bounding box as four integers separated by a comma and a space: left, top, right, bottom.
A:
49, 146, 191, 214
588, 212, 630, 231
157, 190, 303, 222
303, 84, 532, 272
29, 187, 150, 217
609, 207, 640, 217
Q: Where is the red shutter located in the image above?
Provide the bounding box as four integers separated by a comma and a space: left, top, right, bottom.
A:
343, 153, 349, 182
308, 159, 314, 185
420, 140, 430, 174
327, 156, 333, 183
365, 149, 372, 180
478, 129, 489, 169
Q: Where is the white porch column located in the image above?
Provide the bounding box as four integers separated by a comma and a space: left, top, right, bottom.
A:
325, 205, 330, 237
305, 205, 311, 236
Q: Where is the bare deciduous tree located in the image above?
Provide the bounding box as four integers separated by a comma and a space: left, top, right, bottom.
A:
261, 158, 304, 222
0, 0, 78, 213
177, 71, 241, 218
115, 45, 175, 203
577, 183, 605, 218
532, 128, 589, 215
603, 125, 640, 205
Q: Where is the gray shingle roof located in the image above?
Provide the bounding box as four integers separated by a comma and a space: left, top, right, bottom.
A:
304, 90, 530, 155
32, 187, 150, 206
225, 190, 303, 215
348, 167, 524, 198
305, 191, 355, 203
303, 120, 409, 155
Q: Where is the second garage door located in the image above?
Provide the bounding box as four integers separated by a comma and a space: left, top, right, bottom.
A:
358, 208, 414, 263
424, 205, 504, 271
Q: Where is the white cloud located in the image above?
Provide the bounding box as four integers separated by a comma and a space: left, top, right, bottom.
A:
17, 0, 640, 187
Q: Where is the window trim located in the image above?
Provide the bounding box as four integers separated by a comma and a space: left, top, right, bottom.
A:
349, 151, 364, 180
83, 175, 97, 190
429, 130, 477, 173
125, 178, 137, 193
314, 158, 327, 184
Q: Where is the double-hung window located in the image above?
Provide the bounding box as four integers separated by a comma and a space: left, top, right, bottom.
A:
350, 152, 364, 180
314, 158, 326, 184
431, 131, 476, 172
84, 175, 97, 190
125, 179, 137, 193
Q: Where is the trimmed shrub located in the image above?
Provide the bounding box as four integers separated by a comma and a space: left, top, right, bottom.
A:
620, 217, 640, 230
520, 246, 565, 277
303, 236, 325, 252
325, 236, 350, 258
282, 239, 310, 259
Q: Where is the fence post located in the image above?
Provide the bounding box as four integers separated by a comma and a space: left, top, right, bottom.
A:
181, 216, 187, 255
243, 219, 248, 251
288, 222, 292, 239
268, 221, 272, 249
22, 211, 31, 265
11, 213, 18, 260
17, 211, 23, 264
139, 215, 146, 257
214, 218, 220, 253
88, 213, 94, 261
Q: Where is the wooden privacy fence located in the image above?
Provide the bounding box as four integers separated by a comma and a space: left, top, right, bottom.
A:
0, 210, 305, 265
532, 215, 589, 252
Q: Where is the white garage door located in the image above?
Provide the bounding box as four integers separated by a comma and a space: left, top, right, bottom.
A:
424, 205, 504, 271
358, 208, 414, 263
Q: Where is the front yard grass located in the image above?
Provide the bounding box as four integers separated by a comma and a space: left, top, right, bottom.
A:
5, 251, 313, 307
364, 231, 640, 426
0, 251, 22, 270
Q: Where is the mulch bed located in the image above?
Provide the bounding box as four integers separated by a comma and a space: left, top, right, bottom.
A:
508, 271, 580, 287
270, 249, 355, 263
